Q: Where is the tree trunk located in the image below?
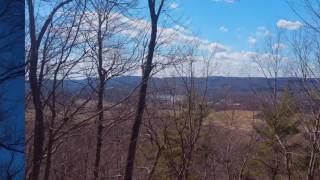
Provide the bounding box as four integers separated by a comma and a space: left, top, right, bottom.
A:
93, 14, 105, 180
43, 132, 53, 180
124, 76, 150, 180
124, 1, 163, 179
27, 1, 73, 179
27, 1, 44, 179
147, 147, 162, 180
93, 78, 105, 180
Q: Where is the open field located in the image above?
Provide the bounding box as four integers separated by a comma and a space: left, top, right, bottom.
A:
205, 110, 261, 131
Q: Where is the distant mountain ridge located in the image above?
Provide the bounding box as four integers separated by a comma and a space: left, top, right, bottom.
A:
27, 76, 318, 94
25, 76, 320, 110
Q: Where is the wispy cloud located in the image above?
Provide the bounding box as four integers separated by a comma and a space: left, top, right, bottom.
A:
212, 0, 236, 3
276, 19, 303, 30
256, 26, 272, 37
170, 2, 178, 9
219, 26, 229, 32
248, 36, 257, 45
81, 11, 290, 77
272, 43, 286, 50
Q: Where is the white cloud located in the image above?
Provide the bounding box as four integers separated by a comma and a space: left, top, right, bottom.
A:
212, 0, 236, 3
248, 36, 257, 45
198, 42, 229, 53
62, 11, 294, 78
215, 51, 257, 61
200, 51, 262, 77
219, 26, 229, 32
256, 26, 272, 37
272, 43, 286, 50
236, 27, 245, 32
276, 19, 303, 30
101, 12, 232, 60
81, 11, 293, 77
160, 50, 262, 77
174, 25, 186, 33
170, 2, 178, 9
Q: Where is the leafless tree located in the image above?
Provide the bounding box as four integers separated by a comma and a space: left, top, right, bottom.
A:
80, 0, 138, 179
250, 31, 304, 180
287, 1, 320, 179
25, 1, 95, 179
124, 0, 165, 179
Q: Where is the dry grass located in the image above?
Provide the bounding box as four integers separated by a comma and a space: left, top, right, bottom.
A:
205, 110, 261, 131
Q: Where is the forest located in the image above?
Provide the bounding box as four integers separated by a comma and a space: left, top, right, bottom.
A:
21, 0, 320, 179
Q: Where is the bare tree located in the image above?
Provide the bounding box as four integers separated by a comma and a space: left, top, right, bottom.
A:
289, 29, 320, 180
250, 31, 303, 180
25, 1, 93, 179
124, 0, 165, 179
287, 1, 320, 179
80, 0, 138, 179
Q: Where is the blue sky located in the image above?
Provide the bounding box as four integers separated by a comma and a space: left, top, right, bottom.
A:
167, 0, 304, 51
34, 0, 307, 78
136, 0, 307, 77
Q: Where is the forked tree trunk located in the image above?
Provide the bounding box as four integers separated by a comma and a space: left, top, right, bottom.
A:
26, 0, 73, 179
124, 1, 164, 179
